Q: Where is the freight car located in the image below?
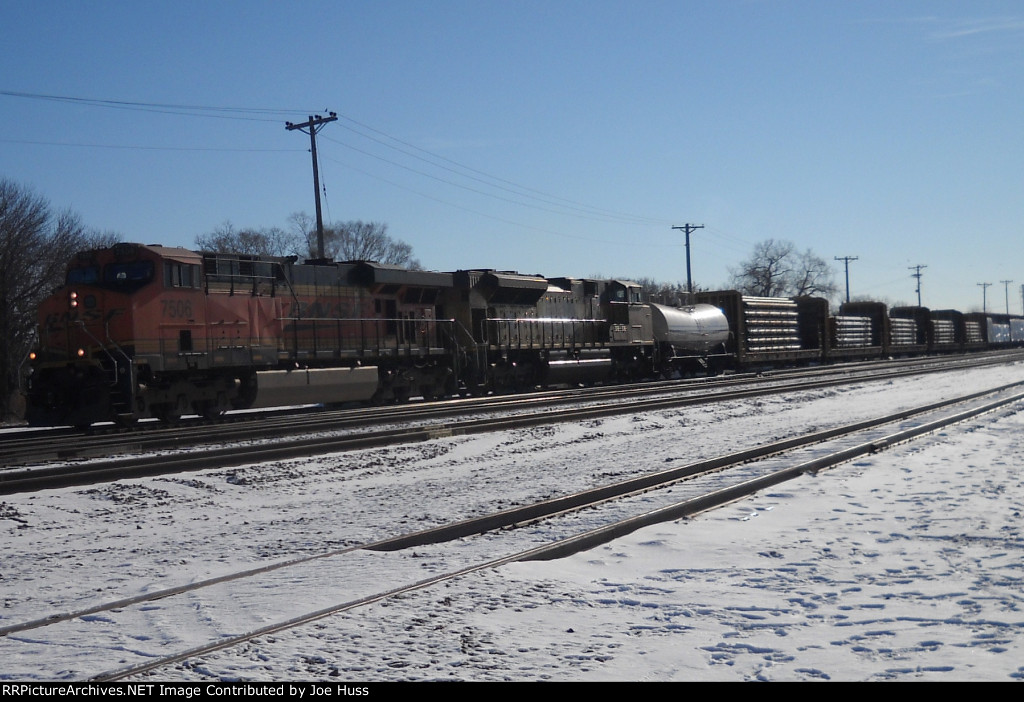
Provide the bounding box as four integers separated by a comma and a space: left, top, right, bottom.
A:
692, 290, 828, 369
691, 290, 1024, 371
25, 243, 731, 427
828, 301, 887, 362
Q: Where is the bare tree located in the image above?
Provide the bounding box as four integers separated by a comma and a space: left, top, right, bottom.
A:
790, 249, 839, 298
729, 239, 795, 297
0, 179, 117, 418
198, 216, 422, 270
630, 277, 705, 305
729, 239, 837, 299
316, 220, 421, 269
195, 221, 304, 257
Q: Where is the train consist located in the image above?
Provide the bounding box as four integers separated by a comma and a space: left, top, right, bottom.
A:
25, 242, 1024, 428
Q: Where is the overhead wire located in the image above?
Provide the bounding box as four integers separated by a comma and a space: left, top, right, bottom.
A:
1, 89, 682, 232
330, 113, 673, 227
0, 90, 306, 121
317, 151, 655, 247
0, 137, 301, 153
321, 132, 670, 227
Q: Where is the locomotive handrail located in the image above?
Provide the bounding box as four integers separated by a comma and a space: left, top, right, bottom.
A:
71, 320, 123, 388
275, 316, 464, 360
203, 256, 295, 300
484, 317, 608, 352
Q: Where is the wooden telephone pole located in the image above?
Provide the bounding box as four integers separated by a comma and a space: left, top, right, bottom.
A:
671, 223, 704, 304
286, 112, 338, 259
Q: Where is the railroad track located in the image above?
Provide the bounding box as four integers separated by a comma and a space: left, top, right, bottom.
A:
2, 379, 1021, 681
5, 349, 1022, 470
4, 350, 1023, 495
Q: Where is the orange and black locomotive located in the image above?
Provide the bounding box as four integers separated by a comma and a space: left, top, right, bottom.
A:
27, 242, 731, 427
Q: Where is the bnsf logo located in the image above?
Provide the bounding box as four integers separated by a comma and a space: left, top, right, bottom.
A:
44, 308, 126, 331
286, 301, 360, 318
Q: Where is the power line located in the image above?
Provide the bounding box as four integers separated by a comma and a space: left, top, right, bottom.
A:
317, 151, 661, 248
0, 90, 309, 121
2, 89, 674, 229
0, 138, 300, 153
322, 133, 657, 226
331, 114, 671, 227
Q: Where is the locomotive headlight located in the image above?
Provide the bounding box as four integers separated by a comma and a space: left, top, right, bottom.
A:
77, 348, 85, 358
69, 291, 78, 308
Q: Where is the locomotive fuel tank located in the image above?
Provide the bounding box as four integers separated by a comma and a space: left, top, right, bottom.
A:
649, 303, 730, 353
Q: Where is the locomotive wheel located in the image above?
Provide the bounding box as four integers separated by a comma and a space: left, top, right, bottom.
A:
114, 413, 139, 428
197, 392, 229, 421
155, 394, 189, 423
393, 387, 411, 404
200, 404, 226, 421
153, 404, 179, 423
514, 363, 537, 392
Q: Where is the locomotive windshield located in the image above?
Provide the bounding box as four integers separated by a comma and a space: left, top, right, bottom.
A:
101, 261, 155, 291
65, 262, 155, 291
66, 265, 100, 285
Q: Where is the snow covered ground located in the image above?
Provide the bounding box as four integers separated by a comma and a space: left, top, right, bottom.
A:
3, 362, 1024, 681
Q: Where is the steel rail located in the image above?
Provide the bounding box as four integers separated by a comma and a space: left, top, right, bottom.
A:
522, 388, 1024, 560
11, 379, 1022, 641
4, 358, 1023, 494
88, 382, 1024, 682
6, 348, 1021, 467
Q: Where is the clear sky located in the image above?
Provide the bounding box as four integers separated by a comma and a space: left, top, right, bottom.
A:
2, 0, 1022, 313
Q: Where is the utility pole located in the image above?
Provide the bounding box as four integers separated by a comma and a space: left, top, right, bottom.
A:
834, 255, 858, 303
908, 264, 927, 307
286, 112, 338, 260
977, 282, 992, 313
671, 223, 704, 304
1000, 280, 1013, 314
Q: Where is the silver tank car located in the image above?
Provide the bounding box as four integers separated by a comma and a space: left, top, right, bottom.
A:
649, 303, 730, 353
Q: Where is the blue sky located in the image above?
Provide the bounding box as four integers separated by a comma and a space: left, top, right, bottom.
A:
2, 0, 1022, 313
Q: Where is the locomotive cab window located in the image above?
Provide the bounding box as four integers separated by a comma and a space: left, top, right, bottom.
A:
165, 262, 200, 288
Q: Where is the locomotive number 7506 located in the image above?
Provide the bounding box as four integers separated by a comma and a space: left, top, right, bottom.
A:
161, 299, 194, 319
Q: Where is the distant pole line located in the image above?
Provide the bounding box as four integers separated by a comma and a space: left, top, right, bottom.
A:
671, 223, 704, 304
977, 282, 992, 313
1000, 280, 1013, 314
908, 264, 927, 307
834, 255, 858, 303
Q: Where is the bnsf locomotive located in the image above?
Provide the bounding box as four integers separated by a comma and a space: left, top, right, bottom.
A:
26, 242, 731, 427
